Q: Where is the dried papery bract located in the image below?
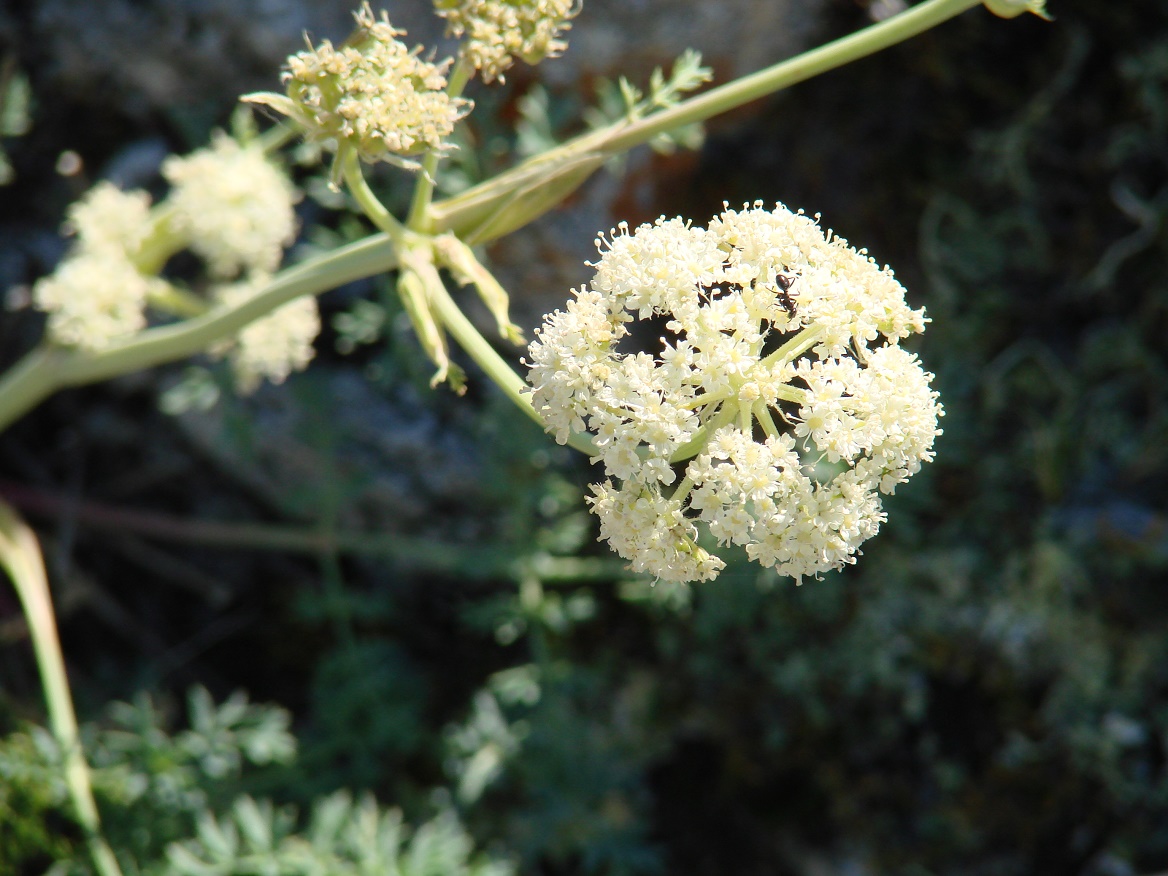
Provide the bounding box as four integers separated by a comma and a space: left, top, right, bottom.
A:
527, 203, 944, 584
434, 0, 580, 83
244, 3, 471, 183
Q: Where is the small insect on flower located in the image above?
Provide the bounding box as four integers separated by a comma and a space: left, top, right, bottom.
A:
774, 273, 797, 316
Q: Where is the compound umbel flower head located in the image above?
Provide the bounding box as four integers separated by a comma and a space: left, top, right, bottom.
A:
434, 0, 580, 83
245, 4, 471, 182
527, 203, 943, 584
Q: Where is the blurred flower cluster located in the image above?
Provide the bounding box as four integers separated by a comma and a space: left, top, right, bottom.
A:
435, 0, 579, 83
31, 135, 316, 395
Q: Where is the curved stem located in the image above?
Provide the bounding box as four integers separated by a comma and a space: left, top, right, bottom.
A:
425, 278, 599, 457
0, 234, 399, 433
342, 150, 408, 243
432, 0, 983, 241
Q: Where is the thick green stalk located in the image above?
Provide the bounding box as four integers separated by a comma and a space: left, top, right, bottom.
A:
425, 278, 599, 457
0, 500, 123, 876
430, 0, 983, 241
0, 234, 399, 432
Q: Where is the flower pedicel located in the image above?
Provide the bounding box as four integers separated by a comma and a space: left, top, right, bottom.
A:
527, 202, 943, 584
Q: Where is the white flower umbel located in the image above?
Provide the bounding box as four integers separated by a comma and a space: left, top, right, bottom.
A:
527, 202, 943, 584
434, 0, 579, 83
213, 276, 321, 394
65, 182, 154, 256
32, 182, 161, 350
245, 3, 470, 179
33, 250, 158, 351
162, 134, 299, 278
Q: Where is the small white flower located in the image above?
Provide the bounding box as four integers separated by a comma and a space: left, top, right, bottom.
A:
162, 134, 299, 278
527, 202, 943, 584
214, 276, 320, 394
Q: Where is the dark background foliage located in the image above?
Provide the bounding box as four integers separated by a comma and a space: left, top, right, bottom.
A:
2, 0, 1168, 874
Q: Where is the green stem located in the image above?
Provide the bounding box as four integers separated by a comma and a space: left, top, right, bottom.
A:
133, 206, 183, 276
0, 500, 124, 876
406, 56, 474, 232
425, 278, 599, 457
603, 0, 982, 156
738, 400, 753, 433
669, 401, 737, 464
342, 150, 408, 243
431, 0, 982, 240
147, 283, 208, 320
761, 324, 824, 369
0, 234, 399, 433
754, 401, 782, 439
258, 120, 299, 154
669, 473, 696, 506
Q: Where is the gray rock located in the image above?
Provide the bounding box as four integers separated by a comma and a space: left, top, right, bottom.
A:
26, 0, 825, 120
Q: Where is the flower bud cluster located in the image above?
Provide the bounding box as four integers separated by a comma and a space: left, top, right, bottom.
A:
527, 203, 942, 584
251, 4, 470, 171
435, 0, 579, 83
